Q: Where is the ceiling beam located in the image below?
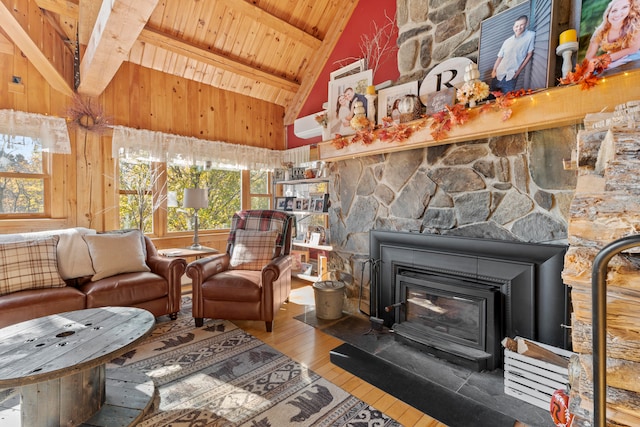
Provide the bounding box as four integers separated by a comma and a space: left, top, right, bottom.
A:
138, 27, 300, 93
35, 0, 79, 42
0, 1, 73, 96
78, 0, 101, 45
34, 0, 79, 18
77, 0, 160, 97
218, 0, 322, 50
283, 0, 359, 125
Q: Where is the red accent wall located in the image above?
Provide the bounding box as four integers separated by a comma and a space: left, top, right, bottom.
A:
287, 0, 399, 149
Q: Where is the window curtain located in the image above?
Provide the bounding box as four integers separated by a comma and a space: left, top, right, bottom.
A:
0, 110, 71, 154
111, 126, 310, 170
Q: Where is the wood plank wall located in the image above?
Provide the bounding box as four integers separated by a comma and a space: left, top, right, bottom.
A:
0, 0, 285, 238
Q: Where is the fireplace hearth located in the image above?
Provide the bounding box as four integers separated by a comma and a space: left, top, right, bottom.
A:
370, 231, 570, 371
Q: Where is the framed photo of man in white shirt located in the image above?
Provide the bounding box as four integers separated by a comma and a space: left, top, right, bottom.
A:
478, 1, 558, 93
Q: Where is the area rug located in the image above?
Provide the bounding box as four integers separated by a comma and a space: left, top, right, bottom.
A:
107, 295, 401, 426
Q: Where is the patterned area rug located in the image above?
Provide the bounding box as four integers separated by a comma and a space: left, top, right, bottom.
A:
108, 295, 401, 426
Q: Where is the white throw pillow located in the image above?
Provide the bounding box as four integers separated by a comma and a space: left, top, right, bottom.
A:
83, 230, 150, 281
229, 229, 278, 270
53, 228, 96, 279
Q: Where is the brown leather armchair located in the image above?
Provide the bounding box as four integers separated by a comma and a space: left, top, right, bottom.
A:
186, 210, 294, 331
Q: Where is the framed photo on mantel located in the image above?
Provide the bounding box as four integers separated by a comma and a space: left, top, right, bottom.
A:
327, 69, 373, 138
478, 0, 558, 90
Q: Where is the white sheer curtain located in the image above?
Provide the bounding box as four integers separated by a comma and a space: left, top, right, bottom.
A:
0, 110, 71, 154
112, 126, 310, 170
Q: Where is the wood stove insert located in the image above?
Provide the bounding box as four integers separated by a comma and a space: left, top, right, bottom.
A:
370, 231, 570, 371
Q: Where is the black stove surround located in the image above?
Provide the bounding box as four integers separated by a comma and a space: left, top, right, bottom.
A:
370, 230, 570, 370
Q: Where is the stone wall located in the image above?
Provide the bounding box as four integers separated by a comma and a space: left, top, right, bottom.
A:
326, 129, 577, 309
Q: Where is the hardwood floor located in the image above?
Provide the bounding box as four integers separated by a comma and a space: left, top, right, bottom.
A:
231, 278, 448, 427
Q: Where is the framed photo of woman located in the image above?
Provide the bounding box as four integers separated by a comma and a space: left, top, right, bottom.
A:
327, 70, 373, 138
377, 81, 419, 125
311, 197, 325, 213
578, 0, 640, 75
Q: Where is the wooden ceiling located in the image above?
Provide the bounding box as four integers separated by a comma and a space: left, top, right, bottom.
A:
13, 0, 359, 124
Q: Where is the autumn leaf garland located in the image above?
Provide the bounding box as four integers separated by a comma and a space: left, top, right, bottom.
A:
559, 54, 611, 89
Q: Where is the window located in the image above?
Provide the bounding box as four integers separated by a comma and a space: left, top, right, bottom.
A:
118, 154, 245, 235
245, 170, 272, 210
0, 134, 48, 217
118, 159, 159, 232
166, 164, 241, 232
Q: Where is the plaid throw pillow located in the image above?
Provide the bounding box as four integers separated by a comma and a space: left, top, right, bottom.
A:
0, 236, 66, 296
229, 229, 278, 270
228, 210, 291, 256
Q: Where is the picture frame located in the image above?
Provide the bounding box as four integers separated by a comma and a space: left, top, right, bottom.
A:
273, 168, 286, 182
291, 167, 306, 180
275, 197, 287, 210
311, 197, 325, 213
294, 198, 309, 211
377, 81, 419, 125
330, 59, 367, 80
306, 225, 326, 245
290, 249, 309, 272
424, 87, 457, 115
308, 232, 321, 246
578, 0, 640, 75
327, 69, 373, 137
478, 1, 557, 91
284, 197, 295, 211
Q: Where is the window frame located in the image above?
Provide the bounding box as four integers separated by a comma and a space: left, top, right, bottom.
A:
242, 169, 273, 210
117, 159, 270, 237
0, 136, 52, 219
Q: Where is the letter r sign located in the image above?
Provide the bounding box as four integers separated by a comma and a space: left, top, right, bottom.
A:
418, 57, 474, 105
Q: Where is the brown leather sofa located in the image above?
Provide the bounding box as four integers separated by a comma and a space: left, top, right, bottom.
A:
0, 229, 186, 328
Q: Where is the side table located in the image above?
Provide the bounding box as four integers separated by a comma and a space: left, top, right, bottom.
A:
158, 247, 219, 261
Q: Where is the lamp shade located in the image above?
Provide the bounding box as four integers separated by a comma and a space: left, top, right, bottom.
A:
183, 188, 208, 209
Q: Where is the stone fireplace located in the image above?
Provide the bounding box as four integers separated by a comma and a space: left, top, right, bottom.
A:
320, 128, 577, 423
325, 129, 577, 318
369, 230, 569, 371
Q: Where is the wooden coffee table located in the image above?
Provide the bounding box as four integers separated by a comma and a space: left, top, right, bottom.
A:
0, 307, 156, 427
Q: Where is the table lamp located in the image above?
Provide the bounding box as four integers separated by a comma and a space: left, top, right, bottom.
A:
183, 188, 208, 250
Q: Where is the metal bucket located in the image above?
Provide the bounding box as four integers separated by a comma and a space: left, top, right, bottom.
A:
313, 280, 345, 320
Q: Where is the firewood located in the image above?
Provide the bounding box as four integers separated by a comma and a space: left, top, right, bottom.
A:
515, 337, 569, 368
576, 128, 607, 168
501, 337, 517, 352
579, 354, 640, 394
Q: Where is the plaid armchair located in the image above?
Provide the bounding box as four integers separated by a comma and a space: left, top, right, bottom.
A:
186, 210, 294, 331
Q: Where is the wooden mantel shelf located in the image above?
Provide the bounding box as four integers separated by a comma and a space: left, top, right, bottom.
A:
317, 69, 640, 161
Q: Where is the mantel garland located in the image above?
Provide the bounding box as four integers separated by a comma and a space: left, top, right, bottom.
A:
330, 54, 610, 149
331, 89, 532, 148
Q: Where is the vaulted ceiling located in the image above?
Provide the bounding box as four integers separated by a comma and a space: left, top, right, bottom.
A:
3, 0, 358, 124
